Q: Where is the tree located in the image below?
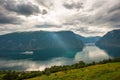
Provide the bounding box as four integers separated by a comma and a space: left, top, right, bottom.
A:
3, 71, 18, 80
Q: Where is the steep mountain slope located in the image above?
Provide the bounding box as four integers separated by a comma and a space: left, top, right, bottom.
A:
0, 31, 84, 51
77, 35, 100, 43
96, 29, 120, 48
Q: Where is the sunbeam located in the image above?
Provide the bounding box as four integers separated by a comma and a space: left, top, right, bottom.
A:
48, 32, 69, 51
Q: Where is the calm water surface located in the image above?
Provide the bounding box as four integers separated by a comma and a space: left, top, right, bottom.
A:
0, 45, 120, 71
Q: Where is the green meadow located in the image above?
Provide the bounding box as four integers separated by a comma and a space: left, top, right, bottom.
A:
27, 62, 120, 80
0, 58, 120, 80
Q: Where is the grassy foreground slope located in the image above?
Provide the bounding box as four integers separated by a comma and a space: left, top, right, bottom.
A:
27, 62, 120, 80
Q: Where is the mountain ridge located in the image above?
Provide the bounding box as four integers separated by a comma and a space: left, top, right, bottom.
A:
0, 31, 84, 51
95, 29, 120, 48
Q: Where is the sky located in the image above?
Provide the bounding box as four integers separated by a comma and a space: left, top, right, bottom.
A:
0, 0, 120, 36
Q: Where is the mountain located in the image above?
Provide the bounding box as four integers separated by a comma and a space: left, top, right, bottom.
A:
0, 31, 84, 51
76, 35, 100, 44
96, 29, 120, 48
84, 36, 100, 43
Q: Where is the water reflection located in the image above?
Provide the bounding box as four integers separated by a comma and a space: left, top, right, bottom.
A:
0, 49, 79, 61
75, 46, 110, 63
0, 45, 120, 71
0, 58, 75, 71
97, 47, 120, 58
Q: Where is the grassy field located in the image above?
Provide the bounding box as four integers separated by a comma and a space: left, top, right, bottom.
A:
26, 62, 120, 80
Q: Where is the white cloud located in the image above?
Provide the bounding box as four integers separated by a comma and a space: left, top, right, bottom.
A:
0, 0, 120, 36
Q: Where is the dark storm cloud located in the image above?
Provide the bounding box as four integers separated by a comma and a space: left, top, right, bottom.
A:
0, 12, 23, 24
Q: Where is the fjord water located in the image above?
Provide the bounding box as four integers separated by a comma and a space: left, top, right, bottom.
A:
0, 45, 120, 71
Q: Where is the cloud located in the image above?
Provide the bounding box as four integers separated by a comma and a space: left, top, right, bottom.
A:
108, 3, 120, 13
0, 0, 120, 36
75, 27, 105, 35
63, 1, 83, 10
3, 0, 40, 16
35, 0, 53, 9
62, 0, 120, 31
13, 4, 40, 16
0, 11, 23, 24
36, 23, 60, 28
41, 9, 48, 15
108, 4, 120, 23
